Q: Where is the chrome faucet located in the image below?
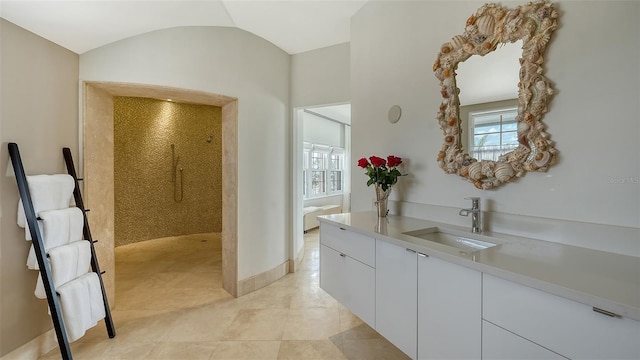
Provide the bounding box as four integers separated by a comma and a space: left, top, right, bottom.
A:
459, 197, 482, 233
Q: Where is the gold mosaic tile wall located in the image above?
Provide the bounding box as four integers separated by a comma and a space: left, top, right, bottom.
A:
114, 97, 222, 246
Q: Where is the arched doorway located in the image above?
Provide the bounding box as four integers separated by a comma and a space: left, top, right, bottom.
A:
82, 81, 239, 302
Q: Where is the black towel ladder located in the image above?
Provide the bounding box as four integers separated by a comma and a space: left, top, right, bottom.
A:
7, 143, 116, 360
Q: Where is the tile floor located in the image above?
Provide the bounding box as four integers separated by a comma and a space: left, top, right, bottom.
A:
40, 230, 409, 359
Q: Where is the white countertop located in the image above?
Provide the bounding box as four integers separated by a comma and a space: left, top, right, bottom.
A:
318, 212, 640, 321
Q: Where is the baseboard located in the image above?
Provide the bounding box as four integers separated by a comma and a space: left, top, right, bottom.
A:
288, 244, 305, 273
1, 329, 56, 360
236, 260, 290, 297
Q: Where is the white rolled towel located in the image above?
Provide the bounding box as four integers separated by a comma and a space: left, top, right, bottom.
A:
35, 240, 92, 299
27, 207, 84, 270
56, 272, 105, 342
17, 174, 75, 239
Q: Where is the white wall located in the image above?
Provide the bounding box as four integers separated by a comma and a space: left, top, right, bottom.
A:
351, 1, 639, 256
80, 26, 290, 281
291, 42, 350, 108
0, 19, 79, 356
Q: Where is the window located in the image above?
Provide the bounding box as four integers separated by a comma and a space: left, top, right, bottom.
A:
469, 107, 518, 161
303, 143, 344, 198
328, 153, 342, 192
309, 150, 326, 196
329, 170, 342, 192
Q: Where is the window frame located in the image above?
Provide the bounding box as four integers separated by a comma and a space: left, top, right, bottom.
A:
303, 142, 345, 199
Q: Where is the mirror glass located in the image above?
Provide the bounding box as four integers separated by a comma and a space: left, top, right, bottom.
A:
456, 41, 521, 107
457, 41, 521, 161
433, 1, 559, 189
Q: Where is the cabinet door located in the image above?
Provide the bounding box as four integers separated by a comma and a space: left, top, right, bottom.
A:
320, 244, 376, 327
375, 240, 417, 359
320, 244, 345, 304
418, 254, 481, 359
483, 320, 567, 360
342, 251, 376, 327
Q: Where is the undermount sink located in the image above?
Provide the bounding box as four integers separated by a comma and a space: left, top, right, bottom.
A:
403, 227, 499, 253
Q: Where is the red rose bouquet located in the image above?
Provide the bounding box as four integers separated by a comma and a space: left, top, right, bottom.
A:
357, 155, 406, 191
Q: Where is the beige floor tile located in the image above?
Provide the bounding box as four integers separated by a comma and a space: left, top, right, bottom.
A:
114, 285, 175, 311
160, 306, 238, 342
289, 285, 338, 309
39, 340, 112, 360
277, 340, 346, 360
297, 254, 319, 272
231, 283, 295, 310
171, 271, 223, 289
166, 259, 221, 273
282, 308, 341, 340
142, 341, 218, 360
342, 339, 411, 360
337, 306, 381, 341
121, 271, 191, 289
270, 270, 318, 289
116, 260, 175, 279
211, 340, 281, 359
110, 310, 184, 342
223, 309, 290, 340
117, 285, 227, 311
108, 309, 171, 328
339, 322, 381, 342
115, 249, 168, 263
101, 340, 156, 359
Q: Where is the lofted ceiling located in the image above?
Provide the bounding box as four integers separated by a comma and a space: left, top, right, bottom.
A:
0, 0, 368, 55
1, 1, 516, 107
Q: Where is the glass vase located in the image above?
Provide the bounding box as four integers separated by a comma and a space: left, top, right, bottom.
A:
374, 184, 392, 217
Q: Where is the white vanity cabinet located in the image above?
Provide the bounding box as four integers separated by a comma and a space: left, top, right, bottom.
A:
319, 222, 376, 327
418, 253, 482, 359
483, 274, 640, 360
375, 239, 418, 359
320, 216, 640, 360
374, 238, 482, 360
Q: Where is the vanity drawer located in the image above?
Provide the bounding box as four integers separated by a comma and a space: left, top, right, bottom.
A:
320, 222, 375, 267
482, 320, 566, 359
483, 274, 640, 359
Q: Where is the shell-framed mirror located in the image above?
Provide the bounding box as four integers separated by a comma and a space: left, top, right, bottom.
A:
434, 0, 559, 189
